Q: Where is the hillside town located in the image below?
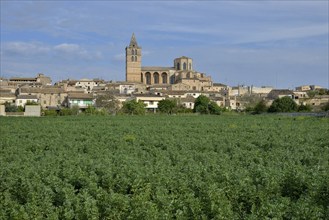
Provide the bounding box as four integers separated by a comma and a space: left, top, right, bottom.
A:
1, 34, 328, 116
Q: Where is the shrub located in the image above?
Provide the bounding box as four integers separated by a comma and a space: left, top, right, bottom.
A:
268, 96, 297, 113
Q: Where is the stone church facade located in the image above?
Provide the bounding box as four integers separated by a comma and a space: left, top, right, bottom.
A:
126, 34, 213, 91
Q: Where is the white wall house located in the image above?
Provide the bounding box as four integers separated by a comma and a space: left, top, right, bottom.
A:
15, 95, 38, 107
67, 93, 94, 109
135, 94, 165, 112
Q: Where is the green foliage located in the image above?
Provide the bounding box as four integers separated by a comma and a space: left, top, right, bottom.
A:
297, 104, 312, 112
253, 100, 268, 114
158, 99, 177, 114
322, 102, 329, 111
26, 100, 38, 105
84, 105, 97, 115
95, 94, 120, 115
194, 95, 222, 115
194, 95, 210, 114
121, 99, 146, 115
268, 96, 297, 113
43, 109, 58, 116
4, 102, 21, 112
208, 101, 221, 115
0, 115, 328, 219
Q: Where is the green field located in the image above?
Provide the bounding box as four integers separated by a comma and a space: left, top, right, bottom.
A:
0, 115, 328, 219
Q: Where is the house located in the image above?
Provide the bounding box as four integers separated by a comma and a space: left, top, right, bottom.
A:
267, 89, 295, 100
9, 73, 51, 86
180, 95, 195, 109
15, 95, 38, 107
19, 86, 67, 109
134, 94, 165, 112
67, 93, 94, 109
0, 93, 16, 105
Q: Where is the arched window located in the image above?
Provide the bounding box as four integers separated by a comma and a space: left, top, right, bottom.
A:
154, 72, 159, 84
135, 49, 138, 55
170, 75, 175, 84
145, 72, 151, 85
141, 73, 143, 83
161, 72, 168, 84
183, 62, 187, 70
177, 62, 180, 70
134, 56, 137, 62
131, 56, 134, 62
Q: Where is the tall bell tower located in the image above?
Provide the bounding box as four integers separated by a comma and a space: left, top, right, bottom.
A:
125, 33, 142, 82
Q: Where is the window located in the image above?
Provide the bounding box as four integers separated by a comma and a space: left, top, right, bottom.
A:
150, 101, 154, 105
145, 72, 151, 85
131, 56, 134, 62
154, 72, 159, 84
161, 72, 168, 84
189, 63, 192, 70
177, 62, 180, 70
183, 62, 187, 70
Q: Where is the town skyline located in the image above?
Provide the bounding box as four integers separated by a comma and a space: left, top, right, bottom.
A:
1, 1, 328, 89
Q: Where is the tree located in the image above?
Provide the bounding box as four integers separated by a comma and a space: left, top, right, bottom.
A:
322, 102, 329, 111
95, 94, 120, 115
268, 96, 297, 113
208, 101, 221, 115
194, 95, 222, 115
121, 100, 146, 115
158, 99, 177, 114
297, 104, 312, 112
194, 95, 210, 114
253, 100, 268, 114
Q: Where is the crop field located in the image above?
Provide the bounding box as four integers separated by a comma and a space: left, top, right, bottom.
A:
0, 115, 328, 219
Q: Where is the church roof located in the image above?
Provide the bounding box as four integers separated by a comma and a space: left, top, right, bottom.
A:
142, 66, 175, 71
129, 33, 138, 47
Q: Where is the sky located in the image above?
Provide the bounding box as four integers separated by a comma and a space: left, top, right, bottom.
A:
1, 0, 328, 89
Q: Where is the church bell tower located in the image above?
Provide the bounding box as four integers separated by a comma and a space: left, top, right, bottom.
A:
125, 33, 142, 82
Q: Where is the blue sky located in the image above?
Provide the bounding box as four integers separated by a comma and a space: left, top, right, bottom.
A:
1, 1, 328, 89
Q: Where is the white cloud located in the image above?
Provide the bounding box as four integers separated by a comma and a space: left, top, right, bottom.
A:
2, 42, 50, 56
53, 43, 102, 60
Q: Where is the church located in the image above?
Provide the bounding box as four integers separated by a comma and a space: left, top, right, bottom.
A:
125, 33, 214, 91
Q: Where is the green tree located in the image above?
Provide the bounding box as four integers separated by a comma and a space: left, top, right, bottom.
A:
4, 102, 18, 112
322, 102, 329, 111
253, 100, 268, 114
121, 99, 146, 115
268, 96, 297, 113
194, 95, 210, 114
297, 104, 312, 112
194, 95, 221, 115
158, 99, 177, 114
95, 94, 120, 115
208, 101, 221, 115
26, 100, 39, 105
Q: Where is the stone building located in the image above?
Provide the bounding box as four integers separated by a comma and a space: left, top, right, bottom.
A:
125, 34, 213, 91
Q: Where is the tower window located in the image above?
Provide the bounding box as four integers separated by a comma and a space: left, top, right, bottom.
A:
177, 63, 180, 70
131, 56, 134, 62
183, 62, 187, 70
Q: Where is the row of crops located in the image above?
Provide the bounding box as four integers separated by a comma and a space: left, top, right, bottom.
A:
0, 115, 328, 219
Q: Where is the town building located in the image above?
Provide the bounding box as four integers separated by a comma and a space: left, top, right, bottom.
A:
125, 33, 213, 91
